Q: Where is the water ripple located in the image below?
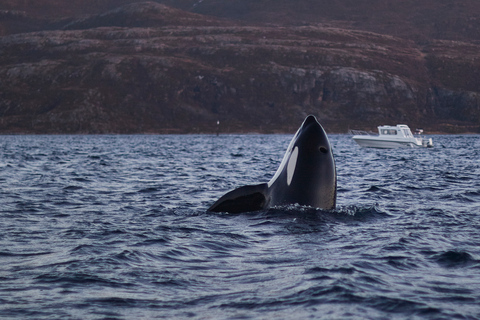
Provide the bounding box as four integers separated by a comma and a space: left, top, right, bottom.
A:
0, 134, 479, 319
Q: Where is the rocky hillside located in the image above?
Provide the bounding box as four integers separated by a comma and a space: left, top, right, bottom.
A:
0, 1, 479, 133
3, 0, 480, 42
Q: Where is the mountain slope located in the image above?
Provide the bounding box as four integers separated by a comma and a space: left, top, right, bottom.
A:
2, 0, 480, 42
0, 1, 478, 133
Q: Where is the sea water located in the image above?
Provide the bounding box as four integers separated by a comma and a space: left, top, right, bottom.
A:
0, 134, 479, 319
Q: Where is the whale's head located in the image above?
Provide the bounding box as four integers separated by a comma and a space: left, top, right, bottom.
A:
268, 115, 336, 209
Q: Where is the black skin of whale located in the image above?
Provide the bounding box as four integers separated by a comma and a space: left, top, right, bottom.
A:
208, 115, 337, 213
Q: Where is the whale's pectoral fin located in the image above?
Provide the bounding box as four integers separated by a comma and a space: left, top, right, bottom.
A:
208, 183, 268, 213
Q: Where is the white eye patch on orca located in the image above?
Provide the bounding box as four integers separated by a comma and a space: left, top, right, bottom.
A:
286, 146, 298, 186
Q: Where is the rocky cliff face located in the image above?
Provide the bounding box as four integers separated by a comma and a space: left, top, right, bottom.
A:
0, 1, 479, 133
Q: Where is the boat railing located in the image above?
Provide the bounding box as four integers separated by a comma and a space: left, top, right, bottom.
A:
349, 129, 371, 135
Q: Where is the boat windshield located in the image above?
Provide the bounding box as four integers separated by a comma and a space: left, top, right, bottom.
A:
402, 129, 413, 138
380, 129, 397, 135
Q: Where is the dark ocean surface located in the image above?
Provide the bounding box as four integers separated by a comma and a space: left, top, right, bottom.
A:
0, 133, 479, 319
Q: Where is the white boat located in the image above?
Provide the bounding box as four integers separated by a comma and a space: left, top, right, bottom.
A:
350, 125, 433, 149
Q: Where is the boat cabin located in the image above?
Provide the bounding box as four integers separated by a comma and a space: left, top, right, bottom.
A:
378, 125, 414, 138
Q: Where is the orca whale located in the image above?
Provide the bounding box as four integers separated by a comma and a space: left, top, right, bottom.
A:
208, 115, 336, 213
